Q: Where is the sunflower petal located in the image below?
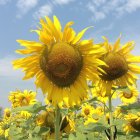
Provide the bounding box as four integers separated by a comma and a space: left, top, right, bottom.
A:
72, 26, 93, 44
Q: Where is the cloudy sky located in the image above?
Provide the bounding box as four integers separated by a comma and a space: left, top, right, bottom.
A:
0, 0, 140, 108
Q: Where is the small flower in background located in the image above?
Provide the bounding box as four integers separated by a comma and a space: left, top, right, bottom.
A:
123, 123, 134, 134
124, 112, 140, 133
91, 86, 108, 103
119, 86, 139, 104
81, 103, 95, 118
113, 107, 125, 119
13, 16, 105, 107
8, 90, 37, 108
81, 103, 104, 125
3, 108, 11, 120
0, 119, 10, 138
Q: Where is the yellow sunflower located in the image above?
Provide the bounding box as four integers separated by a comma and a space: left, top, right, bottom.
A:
91, 86, 108, 103
84, 106, 103, 125
123, 123, 134, 134
63, 117, 75, 133
3, 108, 11, 120
97, 36, 140, 93
113, 107, 125, 119
0, 119, 10, 138
124, 112, 140, 132
119, 86, 138, 104
8, 90, 37, 108
36, 109, 55, 128
81, 103, 94, 118
13, 16, 104, 107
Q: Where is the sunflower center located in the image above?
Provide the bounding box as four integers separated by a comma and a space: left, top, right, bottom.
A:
131, 121, 140, 132
123, 92, 133, 99
84, 109, 90, 116
5, 112, 11, 118
21, 97, 28, 106
100, 53, 128, 81
40, 42, 83, 87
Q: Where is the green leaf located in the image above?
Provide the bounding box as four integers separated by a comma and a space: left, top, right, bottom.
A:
39, 126, 50, 136
12, 102, 46, 113
120, 103, 140, 112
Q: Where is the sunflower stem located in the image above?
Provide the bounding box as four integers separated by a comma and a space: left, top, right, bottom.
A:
55, 105, 60, 140
108, 94, 114, 140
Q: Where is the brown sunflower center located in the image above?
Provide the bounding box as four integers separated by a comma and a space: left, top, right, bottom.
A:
21, 97, 28, 106
123, 92, 133, 99
5, 111, 11, 118
84, 109, 90, 116
100, 53, 128, 81
40, 42, 83, 87
131, 120, 140, 132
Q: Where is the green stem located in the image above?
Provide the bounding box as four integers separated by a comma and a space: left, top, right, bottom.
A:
108, 94, 114, 140
55, 106, 61, 140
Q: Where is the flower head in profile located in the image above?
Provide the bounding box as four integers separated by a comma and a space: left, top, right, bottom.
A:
13, 16, 104, 107
8, 90, 37, 108
91, 86, 108, 103
98, 36, 140, 92
113, 107, 126, 119
124, 112, 140, 133
123, 123, 134, 134
0, 120, 10, 138
119, 86, 138, 104
3, 108, 11, 120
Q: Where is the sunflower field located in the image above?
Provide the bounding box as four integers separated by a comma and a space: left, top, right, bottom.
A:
0, 16, 140, 140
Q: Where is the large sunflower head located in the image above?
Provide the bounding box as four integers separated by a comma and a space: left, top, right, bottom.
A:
13, 16, 104, 107
8, 90, 37, 108
119, 86, 139, 104
98, 36, 140, 91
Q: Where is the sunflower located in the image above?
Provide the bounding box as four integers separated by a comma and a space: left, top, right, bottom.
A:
123, 123, 134, 134
84, 106, 103, 125
0, 120, 10, 138
3, 108, 11, 120
91, 86, 108, 103
119, 86, 138, 104
124, 113, 140, 132
8, 90, 37, 108
36, 109, 55, 130
36, 109, 74, 139
113, 107, 125, 119
13, 16, 104, 107
91, 86, 117, 103
97, 37, 140, 94
81, 103, 94, 118
62, 117, 75, 133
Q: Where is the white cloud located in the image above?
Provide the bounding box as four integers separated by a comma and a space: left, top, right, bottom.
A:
87, 0, 140, 21
0, 0, 10, 5
117, 0, 140, 14
16, 0, 39, 18
54, 0, 74, 5
87, 4, 105, 21
0, 56, 23, 77
34, 4, 53, 19
33, 0, 74, 19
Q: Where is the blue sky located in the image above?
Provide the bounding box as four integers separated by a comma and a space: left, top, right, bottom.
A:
0, 0, 140, 108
